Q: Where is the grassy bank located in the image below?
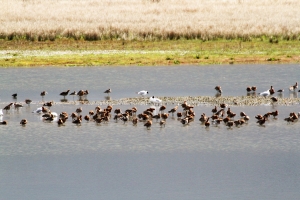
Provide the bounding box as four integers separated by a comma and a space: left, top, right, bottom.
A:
0, 38, 300, 67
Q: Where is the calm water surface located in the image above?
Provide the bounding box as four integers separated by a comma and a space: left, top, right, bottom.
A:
0, 64, 300, 200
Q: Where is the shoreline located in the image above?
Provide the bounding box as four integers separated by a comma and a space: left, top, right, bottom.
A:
1, 39, 300, 67
1, 96, 299, 107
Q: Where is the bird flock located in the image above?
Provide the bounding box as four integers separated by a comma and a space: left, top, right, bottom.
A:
1, 82, 300, 128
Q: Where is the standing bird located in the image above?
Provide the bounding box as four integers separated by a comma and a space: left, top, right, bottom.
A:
289, 82, 298, 91
60, 89, 70, 98
40, 91, 47, 100
132, 118, 138, 126
259, 89, 270, 98
69, 91, 77, 101
136, 90, 149, 96
269, 86, 275, 95
204, 117, 210, 127
215, 86, 222, 94
144, 120, 152, 129
168, 106, 178, 116
104, 88, 111, 95
20, 119, 27, 125
159, 120, 166, 127
25, 99, 32, 106
12, 93, 17, 99
149, 96, 162, 105
3, 103, 13, 112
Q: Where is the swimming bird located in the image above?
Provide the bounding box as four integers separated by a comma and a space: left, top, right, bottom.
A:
60, 89, 70, 98
149, 96, 162, 105
136, 90, 148, 96
20, 119, 27, 125
0, 121, 7, 125
104, 88, 111, 95
289, 82, 298, 91
12, 93, 17, 99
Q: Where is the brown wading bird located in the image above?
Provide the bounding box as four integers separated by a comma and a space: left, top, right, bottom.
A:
270, 97, 278, 103
132, 118, 138, 126
20, 119, 27, 125
60, 89, 70, 98
204, 117, 210, 127
215, 86, 222, 94
168, 106, 178, 116
257, 117, 267, 126
269, 86, 275, 95
289, 82, 298, 91
270, 110, 278, 118
226, 121, 234, 128
25, 99, 32, 105
159, 120, 166, 127
3, 103, 13, 112
159, 105, 166, 113
104, 88, 111, 95
14, 102, 23, 110
144, 120, 152, 129
40, 91, 47, 99
43, 101, 53, 107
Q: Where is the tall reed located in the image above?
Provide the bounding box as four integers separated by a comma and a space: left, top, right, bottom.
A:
1, 0, 300, 41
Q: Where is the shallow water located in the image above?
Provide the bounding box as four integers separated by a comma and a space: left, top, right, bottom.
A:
1, 65, 300, 200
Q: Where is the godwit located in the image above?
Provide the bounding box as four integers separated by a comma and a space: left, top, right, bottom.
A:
20, 119, 27, 125
215, 86, 222, 94
25, 99, 32, 105
60, 89, 70, 98
104, 88, 111, 95
144, 120, 152, 129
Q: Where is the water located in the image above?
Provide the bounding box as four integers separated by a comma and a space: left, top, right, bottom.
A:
1, 64, 300, 200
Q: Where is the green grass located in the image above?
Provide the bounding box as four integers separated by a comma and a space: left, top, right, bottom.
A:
0, 38, 300, 67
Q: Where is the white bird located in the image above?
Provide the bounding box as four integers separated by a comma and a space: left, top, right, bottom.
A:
0, 109, 3, 116
32, 107, 43, 114
149, 96, 162, 104
136, 90, 149, 96
259, 89, 270, 97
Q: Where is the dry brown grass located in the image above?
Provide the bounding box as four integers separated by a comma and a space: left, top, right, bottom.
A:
1, 0, 300, 41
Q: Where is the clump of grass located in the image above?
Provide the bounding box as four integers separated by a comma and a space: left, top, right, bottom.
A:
173, 60, 180, 64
